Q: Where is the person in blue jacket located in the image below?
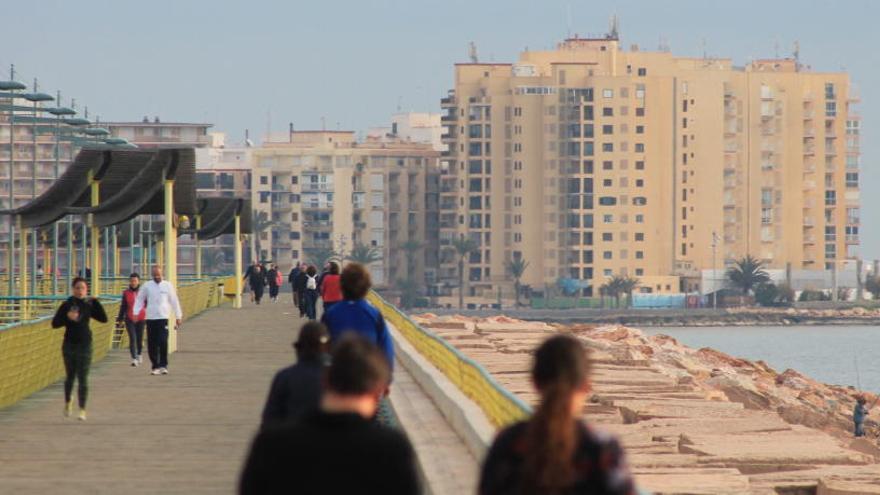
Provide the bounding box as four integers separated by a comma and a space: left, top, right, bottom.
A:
854, 395, 870, 437
320, 262, 393, 372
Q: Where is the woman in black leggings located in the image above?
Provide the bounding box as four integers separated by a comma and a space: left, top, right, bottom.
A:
51, 277, 108, 421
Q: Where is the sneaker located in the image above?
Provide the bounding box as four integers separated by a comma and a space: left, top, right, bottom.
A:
131, 358, 138, 367
160, 367, 169, 375
150, 369, 161, 375
137, 355, 143, 364
64, 400, 73, 418
78, 410, 87, 421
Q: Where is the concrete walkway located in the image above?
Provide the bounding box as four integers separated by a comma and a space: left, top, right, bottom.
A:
0, 299, 301, 495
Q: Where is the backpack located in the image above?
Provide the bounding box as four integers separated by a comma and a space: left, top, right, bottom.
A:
306, 275, 317, 290
275, 271, 283, 286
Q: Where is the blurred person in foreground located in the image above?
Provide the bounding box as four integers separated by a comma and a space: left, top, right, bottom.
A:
239, 335, 419, 495
260, 322, 330, 426
479, 334, 636, 495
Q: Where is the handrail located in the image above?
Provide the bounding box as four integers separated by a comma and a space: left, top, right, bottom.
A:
367, 291, 531, 427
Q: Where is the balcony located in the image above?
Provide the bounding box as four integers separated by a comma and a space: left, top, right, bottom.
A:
825, 147, 837, 156
803, 110, 815, 120
302, 183, 333, 192
803, 144, 816, 155
803, 217, 815, 227
803, 234, 816, 245
440, 113, 458, 122
440, 96, 455, 106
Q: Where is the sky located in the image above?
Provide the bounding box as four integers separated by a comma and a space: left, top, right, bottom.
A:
0, 0, 876, 255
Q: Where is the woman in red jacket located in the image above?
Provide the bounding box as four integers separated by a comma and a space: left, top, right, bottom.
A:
117, 273, 147, 367
320, 261, 343, 313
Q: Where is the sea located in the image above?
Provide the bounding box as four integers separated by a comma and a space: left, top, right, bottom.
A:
640, 325, 880, 394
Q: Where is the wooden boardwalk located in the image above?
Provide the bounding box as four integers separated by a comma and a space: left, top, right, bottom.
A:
0, 299, 302, 495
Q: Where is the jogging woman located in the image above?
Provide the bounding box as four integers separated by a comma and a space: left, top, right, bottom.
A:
51, 277, 108, 421
479, 335, 636, 495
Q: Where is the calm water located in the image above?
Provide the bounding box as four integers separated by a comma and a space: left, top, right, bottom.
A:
641, 326, 880, 393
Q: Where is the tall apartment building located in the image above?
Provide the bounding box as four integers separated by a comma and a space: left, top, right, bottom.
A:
440, 34, 860, 298
252, 131, 439, 286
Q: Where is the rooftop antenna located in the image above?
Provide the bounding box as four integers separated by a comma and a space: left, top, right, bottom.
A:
701, 37, 707, 59
793, 40, 801, 67
468, 41, 478, 63
609, 14, 620, 40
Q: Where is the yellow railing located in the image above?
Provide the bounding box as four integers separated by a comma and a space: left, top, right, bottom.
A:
368, 292, 531, 428
0, 278, 228, 410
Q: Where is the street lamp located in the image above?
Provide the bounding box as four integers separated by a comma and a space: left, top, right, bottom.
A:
1, 65, 26, 294
22, 81, 55, 295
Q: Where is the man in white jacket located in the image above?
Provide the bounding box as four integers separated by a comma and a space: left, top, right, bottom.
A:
133, 265, 183, 375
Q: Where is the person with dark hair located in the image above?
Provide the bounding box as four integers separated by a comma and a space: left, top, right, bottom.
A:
51, 277, 108, 421
302, 265, 320, 320
320, 263, 393, 369
249, 264, 266, 305
479, 335, 636, 495
854, 395, 870, 437
260, 322, 330, 426
288, 262, 302, 306
240, 335, 419, 495
320, 261, 343, 313
266, 263, 281, 303
294, 266, 309, 318
133, 265, 183, 376
243, 260, 257, 302
116, 273, 146, 367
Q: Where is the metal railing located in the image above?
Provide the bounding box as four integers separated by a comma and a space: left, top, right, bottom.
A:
367, 291, 530, 427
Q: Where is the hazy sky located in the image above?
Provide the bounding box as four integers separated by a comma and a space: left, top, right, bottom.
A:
0, 0, 876, 255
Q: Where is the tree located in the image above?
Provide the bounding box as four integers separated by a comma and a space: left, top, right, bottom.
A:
866, 276, 880, 300
754, 283, 780, 307
450, 236, 478, 309
251, 211, 277, 262
600, 275, 639, 308
726, 255, 770, 296
396, 278, 420, 309
346, 243, 382, 265
507, 258, 530, 307
618, 276, 640, 308
305, 247, 337, 269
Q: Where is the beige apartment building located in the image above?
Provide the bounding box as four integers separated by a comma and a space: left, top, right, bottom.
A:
440, 34, 860, 298
252, 131, 439, 286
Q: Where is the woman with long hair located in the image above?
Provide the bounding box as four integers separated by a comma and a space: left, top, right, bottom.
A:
479, 335, 636, 495
51, 277, 108, 421
319, 261, 343, 313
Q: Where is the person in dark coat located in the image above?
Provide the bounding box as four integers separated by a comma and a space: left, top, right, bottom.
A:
249, 264, 266, 305
294, 267, 309, 317
302, 265, 320, 320
288, 262, 301, 306
266, 263, 281, 303
240, 335, 420, 495
260, 322, 329, 426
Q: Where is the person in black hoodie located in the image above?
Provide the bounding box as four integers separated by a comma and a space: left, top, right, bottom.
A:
260, 321, 329, 426
294, 267, 309, 317
266, 263, 280, 303
249, 264, 266, 305
240, 335, 419, 495
51, 277, 108, 421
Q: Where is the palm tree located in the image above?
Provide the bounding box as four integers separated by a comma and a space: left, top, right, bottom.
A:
346, 242, 382, 265
599, 277, 624, 308
251, 211, 277, 261
305, 247, 338, 269
507, 258, 530, 307
618, 276, 640, 308
450, 236, 478, 309
396, 277, 420, 309
726, 255, 770, 295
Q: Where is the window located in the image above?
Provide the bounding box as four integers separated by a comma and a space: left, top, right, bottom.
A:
635, 179, 644, 187
825, 82, 836, 100
635, 107, 645, 117
602, 161, 613, 170
825, 243, 836, 259
469, 179, 482, 192
469, 197, 482, 209
635, 214, 644, 223
598, 196, 617, 206
583, 124, 594, 138
583, 142, 594, 156
847, 207, 860, 224
846, 172, 858, 188
602, 179, 612, 187
584, 105, 594, 121
637, 68, 647, 76
635, 143, 645, 152
633, 197, 647, 206
602, 143, 613, 152
468, 124, 483, 138
824, 190, 836, 206
468, 142, 483, 156
260, 176, 268, 185
636, 125, 644, 134
635, 160, 645, 170
635, 251, 644, 259
761, 207, 773, 224
825, 102, 837, 117
603, 251, 612, 260
603, 89, 614, 98
259, 191, 270, 203
602, 125, 614, 135
846, 226, 859, 242
635, 233, 644, 241
825, 226, 836, 241
603, 214, 613, 223
468, 160, 482, 174
602, 233, 613, 241
602, 107, 613, 117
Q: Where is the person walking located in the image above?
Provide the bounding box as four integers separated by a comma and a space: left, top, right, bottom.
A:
288, 262, 301, 306
319, 261, 343, 313
116, 273, 147, 367
260, 322, 330, 426
479, 335, 636, 495
51, 277, 108, 421
266, 263, 281, 303
243, 261, 257, 302
249, 264, 266, 305
302, 265, 320, 320
240, 335, 419, 495
294, 265, 309, 317
133, 265, 183, 376
320, 263, 393, 369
